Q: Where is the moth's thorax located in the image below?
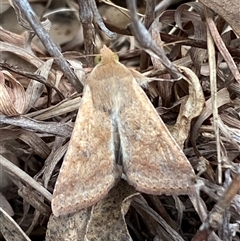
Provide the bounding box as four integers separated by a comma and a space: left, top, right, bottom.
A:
86, 61, 135, 113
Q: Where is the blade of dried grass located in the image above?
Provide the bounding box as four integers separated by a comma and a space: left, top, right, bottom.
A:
175, 2, 207, 77
148, 195, 177, 230
0, 115, 72, 137
147, 56, 193, 78
217, 119, 240, 152
0, 155, 52, 202
18, 186, 51, 216
228, 83, 240, 97
18, 129, 51, 159
149, 17, 174, 107
220, 112, 240, 129
26, 96, 81, 120
220, 113, 240, 145
0, 129, 50, 159
204, 8, 240, 85
0, 193, 14, 216
0, 207, 31, 241
0, 41, 47, 69
132, 195, 185, 241
189, 180, 208, 222
43, 141, 68, 188
191, 88, 231, 157
205, 9, 222, 184
25, 210, 41, 236
0, 42, 62, 102
25, 58, 54, 112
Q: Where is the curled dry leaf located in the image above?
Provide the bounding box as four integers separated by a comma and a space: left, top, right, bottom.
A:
169, 66, 205, 148
0, 70, 26, 116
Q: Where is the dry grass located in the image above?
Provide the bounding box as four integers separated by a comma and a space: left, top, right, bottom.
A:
0, 0, 239, 240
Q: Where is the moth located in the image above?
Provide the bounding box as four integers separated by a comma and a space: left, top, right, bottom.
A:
52, 46, 195, 217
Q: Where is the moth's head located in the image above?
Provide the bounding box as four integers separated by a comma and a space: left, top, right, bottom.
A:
94, 45, 119, 65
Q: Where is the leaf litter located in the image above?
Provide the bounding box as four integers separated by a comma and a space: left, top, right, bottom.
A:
0, 0, 239, 241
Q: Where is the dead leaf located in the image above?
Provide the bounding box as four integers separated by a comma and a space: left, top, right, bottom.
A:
199, 0, 240, 36
85, 180, 138, 241
46, 209, 91, 241
169, 66, 205, 148
0, 70, 26, 116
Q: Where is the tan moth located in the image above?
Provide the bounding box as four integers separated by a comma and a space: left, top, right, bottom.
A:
52, 46, 195, 217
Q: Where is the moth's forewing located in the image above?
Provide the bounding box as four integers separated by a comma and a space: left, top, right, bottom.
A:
52, 85, 118, 217
118, 78, 195, 195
